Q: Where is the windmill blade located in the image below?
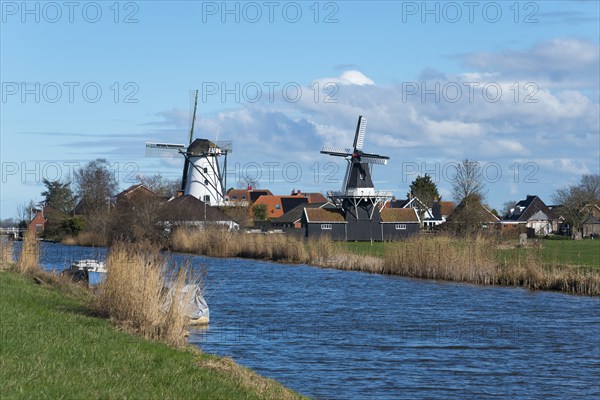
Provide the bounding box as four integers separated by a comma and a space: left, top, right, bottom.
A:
353, 116, 367, 151
321, 146, 353, 156
216, 141, 233, 153
361, 151, 390, 160
361, 156, 389, 165
145, 142, 186, 157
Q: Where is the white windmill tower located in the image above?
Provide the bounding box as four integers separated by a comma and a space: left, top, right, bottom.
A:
145, 91, 232, 206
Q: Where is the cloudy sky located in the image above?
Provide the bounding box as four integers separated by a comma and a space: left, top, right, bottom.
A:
1, 1, 599, 218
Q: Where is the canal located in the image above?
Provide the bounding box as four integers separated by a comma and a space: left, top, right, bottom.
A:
37, 242, 600, 399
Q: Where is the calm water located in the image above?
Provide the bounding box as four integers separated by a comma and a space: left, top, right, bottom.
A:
34, 242, 600, 399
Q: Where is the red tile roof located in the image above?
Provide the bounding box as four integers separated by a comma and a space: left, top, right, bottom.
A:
439, 201, 456, 217
253, 195, 309, 219
226, 189, 273, 204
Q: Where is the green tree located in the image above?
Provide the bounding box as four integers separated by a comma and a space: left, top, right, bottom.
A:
408, 174, 440, 218
252, 204, 267, 221
41, 178, 76, 214
40, 179, 77, 238
61, 216, 85, 236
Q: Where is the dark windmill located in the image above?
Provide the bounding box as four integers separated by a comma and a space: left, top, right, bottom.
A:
320, 116, 393, 241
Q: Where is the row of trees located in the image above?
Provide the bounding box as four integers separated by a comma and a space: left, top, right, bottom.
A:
21, 156, 598, 239
33, 159, 180, 241
406, 160, 599, 236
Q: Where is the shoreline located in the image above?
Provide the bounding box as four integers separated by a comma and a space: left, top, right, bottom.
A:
0, 263, 305, 400
51, 231, 600, 296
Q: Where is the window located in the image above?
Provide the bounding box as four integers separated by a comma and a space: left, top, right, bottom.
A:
204, 179, 209, 185
203, 167, 208, 173
321, 224, 332, 230
231, 195, 237, 200
204, 195, 210, 202
395, 224, 406, 230
242, 195, 246, 200
275, 204, 280, 209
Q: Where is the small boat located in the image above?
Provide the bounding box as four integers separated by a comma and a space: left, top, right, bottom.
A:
65, 259, 107, 286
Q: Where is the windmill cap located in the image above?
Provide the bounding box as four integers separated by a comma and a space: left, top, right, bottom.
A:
187, 138, 219, 155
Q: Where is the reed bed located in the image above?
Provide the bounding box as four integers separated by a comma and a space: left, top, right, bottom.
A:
382, 235, 498, 284
16, 231, 40, 274
0, 238, 14, 268
384, 236, 600, 296
72, 231, 107, 247
98, 241, 200, 347
171, 228, 599, 296
171, 227, 384, 271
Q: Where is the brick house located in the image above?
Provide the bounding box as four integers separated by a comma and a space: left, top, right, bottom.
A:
28, 209, 46, 235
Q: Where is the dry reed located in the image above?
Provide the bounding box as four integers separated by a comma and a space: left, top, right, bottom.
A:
98, 241, 200, 347
384, 235, 600, 296
170, 227, 599, 296
74, 231, 107, 247
17, 231, 40, 274
0, 238, 14, 268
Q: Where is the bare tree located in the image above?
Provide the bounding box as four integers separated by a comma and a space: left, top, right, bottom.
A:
553, 174, 600, 234
73, 159, 118, 239
446, 160, 491, 235
501, 200, 517, 217
16, 200, 37, 226
237, 175, 259, 189
136, 173, 181, 197
74, 159, 118, 214
450, 159, 487, 203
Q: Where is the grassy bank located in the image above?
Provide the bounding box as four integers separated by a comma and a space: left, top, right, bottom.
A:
0, 269, 304, 399
170, 228, 600, 296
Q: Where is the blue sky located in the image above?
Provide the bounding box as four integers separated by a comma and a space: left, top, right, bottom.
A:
1, 0, 599, 218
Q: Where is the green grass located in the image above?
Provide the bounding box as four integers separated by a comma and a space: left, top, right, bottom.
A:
0, 270, 304, 400
540, 239, 600, 268
341, 237, 600, 269
339, 241, 386, 257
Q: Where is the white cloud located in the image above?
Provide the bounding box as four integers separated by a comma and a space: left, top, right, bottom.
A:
315, 70, 375, 86
137, 38, 598, 206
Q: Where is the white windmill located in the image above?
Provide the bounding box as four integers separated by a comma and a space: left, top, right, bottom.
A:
145, 91, 232, 206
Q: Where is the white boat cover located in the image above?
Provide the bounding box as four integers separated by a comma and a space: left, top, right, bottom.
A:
182, 284, 209, 320
164, 284, 209, 321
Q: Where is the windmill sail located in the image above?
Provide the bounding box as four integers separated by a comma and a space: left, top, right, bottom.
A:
145, 142, 186, 157
320, 115, 391, 196
353, 116, 367, 151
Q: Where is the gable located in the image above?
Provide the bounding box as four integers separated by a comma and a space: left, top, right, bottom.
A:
529, 210, 549, 221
